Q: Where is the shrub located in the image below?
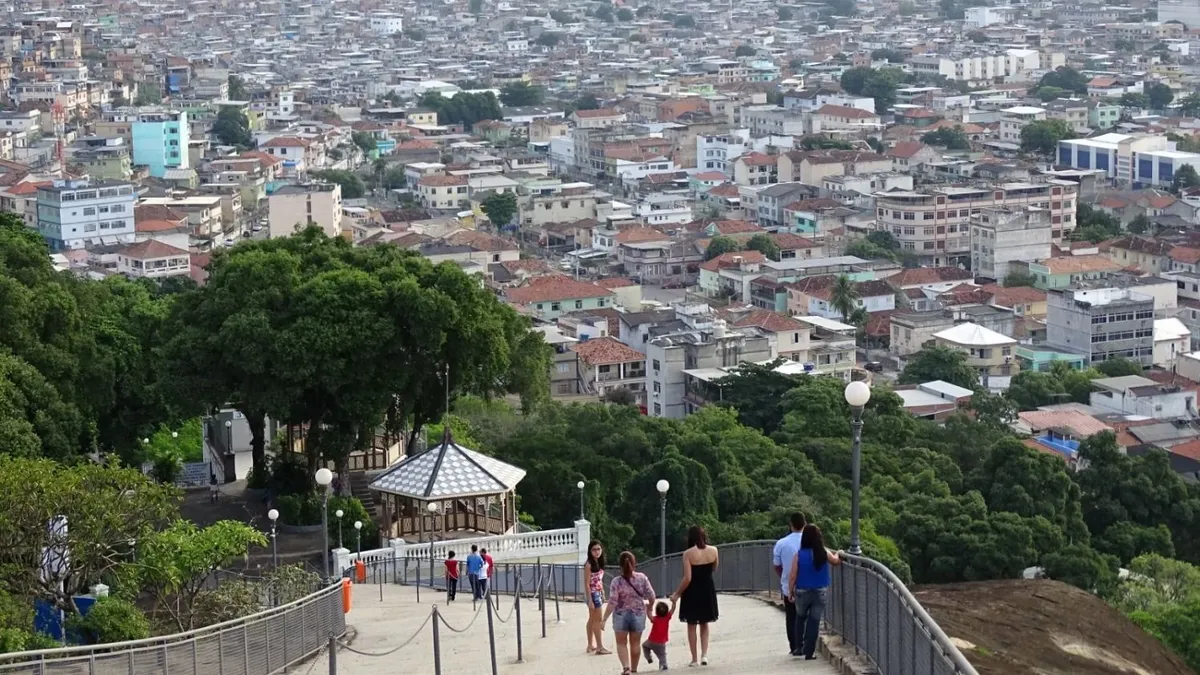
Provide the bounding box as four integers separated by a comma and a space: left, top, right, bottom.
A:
329, 496, 380, 551
276, 493, 323, 526
67, 597, 150, 644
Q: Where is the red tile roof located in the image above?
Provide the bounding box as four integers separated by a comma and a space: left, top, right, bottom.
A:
700, 250, 767, 272
571, 336, 645, 365
419, 175, 468, 187
815, 104, 879, 119
887, 267, 975, 287
261, 136, 311, 148
505, 276, 614, 304
737, 152, 777, 167
573, 108, 623, 119
729, 309, 805, 333
119, 239, 189, 260
887, 141, 930, 159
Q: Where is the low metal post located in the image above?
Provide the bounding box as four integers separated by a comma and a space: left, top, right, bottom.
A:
328, 635, 337, 674
540, 575, 547, 638
163, 642, 170, 672
554, 566, 563, 623
379, 563, 384, 602
128, 649, 134, 675
432, 605, 443, 675
243, 624, 250, 673
486, 589, 499, 675
191, 638, 198, 674
515, 585, 524, 663
417, 562, 421, 603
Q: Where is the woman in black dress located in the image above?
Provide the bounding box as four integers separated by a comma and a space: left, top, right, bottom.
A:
671, 525, 719, 666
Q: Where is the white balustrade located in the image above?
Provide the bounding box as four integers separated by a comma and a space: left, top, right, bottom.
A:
344, 519, 591, 572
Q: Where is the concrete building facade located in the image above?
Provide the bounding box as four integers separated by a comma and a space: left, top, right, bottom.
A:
970, 206, 1053, 281
1046, 286, 1156, 367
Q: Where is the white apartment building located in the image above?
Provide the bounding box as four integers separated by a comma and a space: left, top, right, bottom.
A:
369, 12, 403, 34
999, 106, 1046, 143
35, 180, 137, 251
964, 6, 1013, 27
115, 240, 192, 279
267, 182, 343, 239
647, 311, 773, 419
635, 193, 693, 226
908, 49, 1042, 84
1057, 133, 1171, 184
876, 181, 1079, 267
696, 132, 751, 173
970, 206, 1053, 281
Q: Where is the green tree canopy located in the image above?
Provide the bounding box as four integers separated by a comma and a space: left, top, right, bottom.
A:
481, 191, 518, 227
735, 44, 756, 57
418, 91, 503, 127
899, 346, 980, 390
1120, 92, 1149, 109
500, 81, 545, 107
1147, 82, 1175, 109
211, 107, 253, 148
1002, 269, 1037, 288
921, 126, 971, 150
704, 236, 740, 260
1035, 67, 1088, 95
227, 75, 248, 100
310, 170, 365, 199
1173, 164, 1200, 193
777, 6, 794, 19
1095, 357, 1143, 377
1020, 119, 1076, 156
745, 233, 781, 261
535, 32, 562, 47
351, 131, 377, 153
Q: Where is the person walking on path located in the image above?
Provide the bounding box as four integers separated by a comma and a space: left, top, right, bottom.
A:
583, 540, 611, 655
671, 526, 719, 667
479, 548, 492, 599
602, 551, 656, 675
445, 550, 459, 602
787, 524, 841, 661
772, 512, 806, 655
466, 545, 483, 600
642, 596, 676, 670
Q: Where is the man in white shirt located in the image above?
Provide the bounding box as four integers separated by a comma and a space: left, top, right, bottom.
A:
772, 512, 806, 656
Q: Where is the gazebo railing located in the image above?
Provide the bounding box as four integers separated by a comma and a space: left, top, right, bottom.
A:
340, 520, 590, 573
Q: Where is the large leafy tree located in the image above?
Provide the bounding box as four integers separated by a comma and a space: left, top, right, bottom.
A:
211, 107, 253, 148
135, 520, 267, 631
745, 233, 780, 261
0, 457, 178, 614
481, 191, 518, 227
1020, 119, 1076, 156
898, 346, 980, 389
704, 236, 739, 260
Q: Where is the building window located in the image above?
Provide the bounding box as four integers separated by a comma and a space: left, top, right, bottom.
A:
653, 403, 661, 415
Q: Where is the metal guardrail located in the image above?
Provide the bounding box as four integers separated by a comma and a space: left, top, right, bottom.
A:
0, 582, 347, 675
352, 540, 978, 675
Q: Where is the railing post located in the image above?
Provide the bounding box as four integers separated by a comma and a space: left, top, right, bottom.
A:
328, 635, 337, 674
243, 623, 250, 673
540, 569, 547, 638
417, 561, 421, 603
485, 590, 499, 675
432, 605, 443, 675
852, 564, 859, 655
515, 581, 524, 663
128, 649, 134, 675
554, 565, 563, 624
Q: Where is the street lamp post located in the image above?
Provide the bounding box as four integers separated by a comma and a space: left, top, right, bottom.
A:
335, 509, 345, 550
224, 420, 232, 453
656, 479, 670, 586
267, 508, 279, 570
354, 520, 363, 557
576, 481, 586, 520
315, 468, 333, 581
843, 381, 871, 556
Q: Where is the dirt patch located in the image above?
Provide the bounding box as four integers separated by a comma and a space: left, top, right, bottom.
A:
913, 579, 1194, 675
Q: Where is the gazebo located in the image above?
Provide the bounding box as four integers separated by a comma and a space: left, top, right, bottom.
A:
368, 430, 527, 542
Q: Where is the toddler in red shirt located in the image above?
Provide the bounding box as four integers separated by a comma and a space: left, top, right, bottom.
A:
643, 597, 676, 670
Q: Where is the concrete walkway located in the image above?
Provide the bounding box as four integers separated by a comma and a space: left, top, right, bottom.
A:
338, 584, 838, 674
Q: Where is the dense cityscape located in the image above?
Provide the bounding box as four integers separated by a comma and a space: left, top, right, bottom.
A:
4, 0, 1200, 671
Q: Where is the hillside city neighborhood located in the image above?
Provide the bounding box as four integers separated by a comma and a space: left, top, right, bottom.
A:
10, 0, 1200, 671
8, 0, 1200, 476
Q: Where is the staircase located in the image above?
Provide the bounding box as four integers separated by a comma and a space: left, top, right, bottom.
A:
350, 471, 376, 511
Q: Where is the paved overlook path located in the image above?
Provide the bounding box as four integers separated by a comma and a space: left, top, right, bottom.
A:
338, 585, 838, 674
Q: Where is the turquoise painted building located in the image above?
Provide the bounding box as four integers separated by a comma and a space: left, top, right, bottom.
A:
132, 110, 189, 178
1014, 346, 1086, 372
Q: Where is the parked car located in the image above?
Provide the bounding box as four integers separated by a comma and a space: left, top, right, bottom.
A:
863, 361, 884, 372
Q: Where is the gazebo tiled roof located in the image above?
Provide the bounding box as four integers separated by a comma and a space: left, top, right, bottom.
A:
369, 437, 526, 500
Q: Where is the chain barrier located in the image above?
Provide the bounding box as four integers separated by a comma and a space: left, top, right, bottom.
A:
300, 643, 327, 675
337, 611, 433, 657
436, 597, 488, 634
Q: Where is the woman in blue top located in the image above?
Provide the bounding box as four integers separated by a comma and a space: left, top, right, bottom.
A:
787, 524, 841, 660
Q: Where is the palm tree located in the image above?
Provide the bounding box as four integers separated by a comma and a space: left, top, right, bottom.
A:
829, 275, 860, 321
372, 158, 388, 187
